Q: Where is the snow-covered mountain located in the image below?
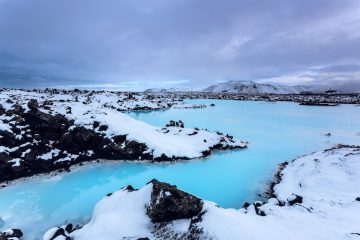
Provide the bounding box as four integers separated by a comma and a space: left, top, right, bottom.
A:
143, 87, 193, 93
202, 80, 307, 94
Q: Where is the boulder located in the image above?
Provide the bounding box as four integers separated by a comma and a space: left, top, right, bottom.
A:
43, 227, 70, 240
287, 194, 303, 206
146, 179, 203, 223
166, 120, 184, 128
2, 229, 23, 239
27, 99, 39, 111
98, 125, 108, 131
23, 110, 72, 140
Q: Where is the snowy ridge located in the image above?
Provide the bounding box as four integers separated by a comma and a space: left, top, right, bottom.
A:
41, 145, 360, 240
203, 80, 307, 94
143, 87, 193, 93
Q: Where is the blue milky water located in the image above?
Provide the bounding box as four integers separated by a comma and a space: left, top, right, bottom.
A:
0, 100, 359, 239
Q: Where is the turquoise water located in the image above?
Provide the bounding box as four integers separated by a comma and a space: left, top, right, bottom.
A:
0, 100, 359, 239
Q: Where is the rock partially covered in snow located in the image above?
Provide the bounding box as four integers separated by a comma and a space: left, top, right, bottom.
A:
46, 180, 205, 240
0, 229, 23, 240
43, 224, 76, 240
27, 99, 39, 111
165, 120, 184, 128
0, 89, 247, 184
146, 179, 203, 223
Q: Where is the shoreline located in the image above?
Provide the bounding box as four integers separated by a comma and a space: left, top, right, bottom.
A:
0, 146, 246, 188
36, 144, 360, 240
0, 88, 247, 184
1, 144, 359, 239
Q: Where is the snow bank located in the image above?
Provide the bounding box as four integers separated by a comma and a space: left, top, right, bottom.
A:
0, 89, 246, 161
44, 145, 360, 240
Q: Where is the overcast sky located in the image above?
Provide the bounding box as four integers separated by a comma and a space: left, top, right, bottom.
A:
0, 0, 360, 90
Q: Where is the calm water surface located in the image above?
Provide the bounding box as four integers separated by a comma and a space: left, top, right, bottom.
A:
0, 100, 359, 239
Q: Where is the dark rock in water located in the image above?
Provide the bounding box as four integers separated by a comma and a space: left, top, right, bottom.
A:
210, 103, 215, 107
242, 202, 251, 209
166, 120, 184, 128
124, 185, 135, 192
27, 99, 39, 111
355, 197, 360, 201
146, 179, 203, 223
288, 194, 303, 206
64, 224, 74, 234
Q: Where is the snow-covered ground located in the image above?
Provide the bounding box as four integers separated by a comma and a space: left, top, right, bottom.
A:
41, 145, 360, 240
0, 88, 246, 183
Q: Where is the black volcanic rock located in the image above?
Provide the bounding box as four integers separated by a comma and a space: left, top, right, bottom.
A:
23, 109, 72, 140
146, 179, 203, 223
166, 120, 184, 128
58, 127, 103, 151
1, 229, 23, 240
288, 194, 303, 206
27, 99, 39, 111
98, 125, 108, 131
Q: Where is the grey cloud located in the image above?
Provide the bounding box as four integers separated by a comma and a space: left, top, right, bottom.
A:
0, 0, 360, 89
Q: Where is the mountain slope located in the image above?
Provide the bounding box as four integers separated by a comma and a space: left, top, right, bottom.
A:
203, 80, 307, 94
143, 87, 192, 93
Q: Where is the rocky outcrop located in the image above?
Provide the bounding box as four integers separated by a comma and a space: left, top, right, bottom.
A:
43, 224, 77, 240
0, 229, 23, 240
165, 120, 184, 128
287, 194, 303, 206
41, 179, 206, 240
0, 100, 154, 183
146, 179, 203, 223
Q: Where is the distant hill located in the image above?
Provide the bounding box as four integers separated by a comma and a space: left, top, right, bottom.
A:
144, 80, 360, 94
202, 80, 307, 94
143, 87, 193, 93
